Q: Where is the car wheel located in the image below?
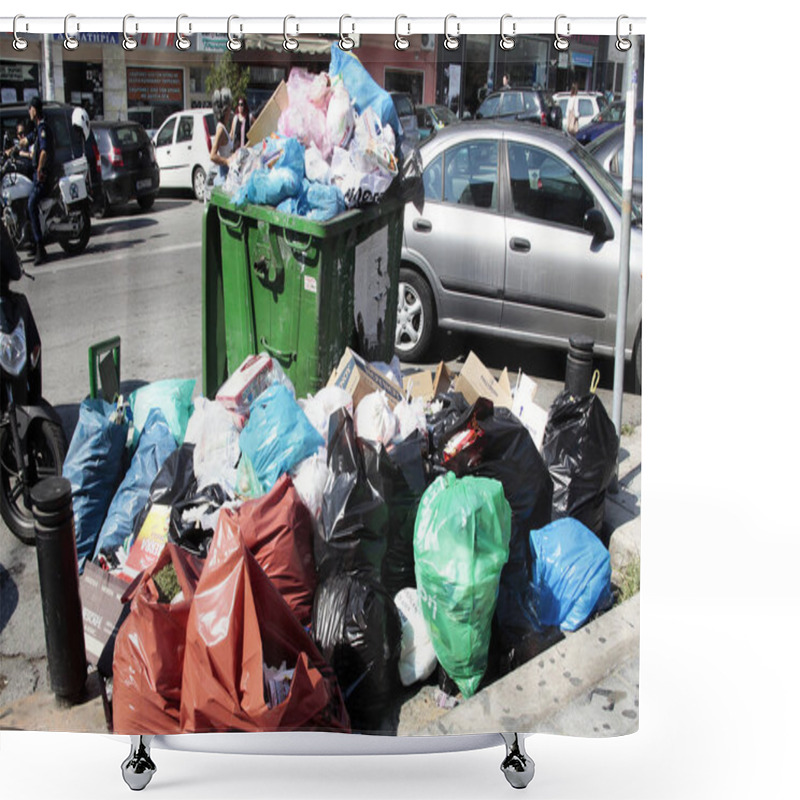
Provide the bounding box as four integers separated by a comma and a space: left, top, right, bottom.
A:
633, 326, 642, 394
94, 191, 110, 219
192, 167, 206, 202
137, 193, 156, 211
395, 267, 435, 362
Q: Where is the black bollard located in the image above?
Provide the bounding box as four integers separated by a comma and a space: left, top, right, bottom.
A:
564, 334, 595, 397
31, 477, 87, 703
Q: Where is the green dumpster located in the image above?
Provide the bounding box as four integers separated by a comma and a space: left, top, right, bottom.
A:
202, 190, 404, 400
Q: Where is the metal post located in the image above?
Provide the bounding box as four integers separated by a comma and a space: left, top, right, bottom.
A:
31, 477, 87, 703
611, 36, 639, 440
41, 34, 55, 101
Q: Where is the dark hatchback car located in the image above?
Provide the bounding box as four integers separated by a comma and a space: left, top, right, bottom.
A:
576, 100, 643, 146
92, 121, 160, 214
0, 101, 104, 214
475, 88, 562, 129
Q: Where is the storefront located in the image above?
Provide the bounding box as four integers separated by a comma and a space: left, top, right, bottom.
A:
0, 58, 41, 105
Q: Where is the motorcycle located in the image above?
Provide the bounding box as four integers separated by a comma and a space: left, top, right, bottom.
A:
1, 135, 92, 257
0, 221, 68, 544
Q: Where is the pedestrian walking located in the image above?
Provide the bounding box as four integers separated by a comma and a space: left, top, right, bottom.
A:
566, 83, 580, 136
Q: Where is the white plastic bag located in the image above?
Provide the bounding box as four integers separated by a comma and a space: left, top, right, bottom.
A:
326, 76, 355, 150
304, 142, 332, 185
393, 397, 427, 442
298, 386, 354, 444
511, 373, 549, 451
291, 452, 331, 522
354, 390, 397, 446
395, 588, 438, 687
183, 397, 241, 495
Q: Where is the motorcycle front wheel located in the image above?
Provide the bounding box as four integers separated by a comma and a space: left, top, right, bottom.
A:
59, 204, 91, 256
0, 419, 67, 545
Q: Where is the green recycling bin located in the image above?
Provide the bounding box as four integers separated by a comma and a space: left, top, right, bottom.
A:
203, 190, 404, 400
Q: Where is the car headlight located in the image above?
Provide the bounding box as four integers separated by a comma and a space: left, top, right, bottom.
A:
0, 317, 27, 376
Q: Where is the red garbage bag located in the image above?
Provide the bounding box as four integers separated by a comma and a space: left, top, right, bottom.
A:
112, 543, 204, 734
231, 474, 317, 627
180, 512, 350, 733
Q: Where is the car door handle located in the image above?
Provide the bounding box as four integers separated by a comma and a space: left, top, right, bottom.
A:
188, 145, 192, 150
510, 237, 531, 253
413, 219, 432, 232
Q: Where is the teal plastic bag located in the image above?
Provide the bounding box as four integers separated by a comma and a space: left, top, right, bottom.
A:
530, 518, 613, 632
238, 384, 325, 496
129, 378, 195, 449
413, 472, 511, 698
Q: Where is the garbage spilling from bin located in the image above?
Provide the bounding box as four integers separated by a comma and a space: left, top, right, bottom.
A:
213, 45, 406, 222
70, 345, 623, 734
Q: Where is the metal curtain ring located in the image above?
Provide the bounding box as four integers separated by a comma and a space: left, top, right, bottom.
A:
12, 15, 28, 51
499, 14, 516, 50
283, 15, 298, 51
227, 16, 243, 51
616, 15, 632, 51
395, 15, 410, 50
554, 14, 570, 51
339, 15, 355, 50
175, 14, 191, 50
63, 14, 79, 51
122, 14, 138, 50
443, 14, 459, 51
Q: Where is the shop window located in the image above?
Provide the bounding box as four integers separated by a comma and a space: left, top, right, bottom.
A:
384, 69, 424, 106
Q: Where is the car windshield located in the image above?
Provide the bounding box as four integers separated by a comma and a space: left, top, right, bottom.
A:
594, 103, 625, 123
430, 106, 457, 125
393, 95, 414, 117
476, 95, 501, 118
572, 143, 642, 225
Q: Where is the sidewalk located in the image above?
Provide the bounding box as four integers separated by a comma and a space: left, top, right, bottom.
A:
0, 427, 641, 738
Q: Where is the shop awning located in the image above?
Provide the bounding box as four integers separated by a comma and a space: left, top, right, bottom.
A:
245, 34, 360, 54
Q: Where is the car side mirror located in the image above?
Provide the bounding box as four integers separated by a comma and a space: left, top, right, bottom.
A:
584, 208, 613, 241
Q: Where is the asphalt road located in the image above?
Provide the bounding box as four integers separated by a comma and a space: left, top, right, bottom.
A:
0, 191, 641, 712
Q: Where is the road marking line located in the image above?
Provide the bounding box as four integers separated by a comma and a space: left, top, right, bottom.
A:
28, 241, 202, 277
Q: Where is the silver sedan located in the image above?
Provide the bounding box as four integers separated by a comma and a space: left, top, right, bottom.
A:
395, 121, 642, 389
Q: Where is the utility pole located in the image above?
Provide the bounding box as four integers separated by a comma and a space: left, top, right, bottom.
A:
42, 34, 55, 101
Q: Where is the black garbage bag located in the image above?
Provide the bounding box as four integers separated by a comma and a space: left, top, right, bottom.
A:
361, 429, 429, 595
430, 395, 554, 651
131, 444, 229, 559
311, 571, 402, 732
541, 390, 619, 537
317, 410, 389, 581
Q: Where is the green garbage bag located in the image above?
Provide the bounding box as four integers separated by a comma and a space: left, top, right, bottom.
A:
413, 472, 511, 698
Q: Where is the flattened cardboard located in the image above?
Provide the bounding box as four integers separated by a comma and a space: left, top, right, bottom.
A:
453, 351, 513, 409
328, 347, 404, 409
433, 362, 454, 397
79, 561, 130, 675
246, 80, 288, 146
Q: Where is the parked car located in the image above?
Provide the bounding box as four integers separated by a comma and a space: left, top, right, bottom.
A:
587, 124, 643, 210
0, 101, 103, 215
396, 121, 642, 389
475, 88, 562, 129
152, 109, 216, 201
127, 104, 181, 140
576, 100, 643, 145
416, 104, 458, 140
553, 91, 608, 132
91, 121, 160, 215
389, 92, 420, 155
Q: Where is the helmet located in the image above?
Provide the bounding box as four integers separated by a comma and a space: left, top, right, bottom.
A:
72, 107, 90, 139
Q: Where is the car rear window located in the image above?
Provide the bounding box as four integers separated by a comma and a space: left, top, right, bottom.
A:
393, 95, 414, 117
113, 125, 149, 146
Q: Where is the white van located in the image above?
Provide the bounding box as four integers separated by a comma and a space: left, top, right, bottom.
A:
553, 92, 608, 132
152, 109, 216, 200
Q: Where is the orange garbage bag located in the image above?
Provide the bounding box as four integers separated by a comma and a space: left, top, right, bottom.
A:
180, 511, 350, 733
229, 474, 317, 627
112, 543, 204, 734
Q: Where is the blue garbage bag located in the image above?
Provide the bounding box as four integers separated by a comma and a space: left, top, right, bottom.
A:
530, 518, 613, 632
234, 137, 306, 208
63, 398, 129, 571
238, 384, 324, 496
129, 378, 194, 450
329, 44, 403, 145
277, 178, 310, 217
306, 183, 346, 221
92, 408, 177, 564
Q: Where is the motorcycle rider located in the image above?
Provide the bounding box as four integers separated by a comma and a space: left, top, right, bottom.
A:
27, 96, 53, 266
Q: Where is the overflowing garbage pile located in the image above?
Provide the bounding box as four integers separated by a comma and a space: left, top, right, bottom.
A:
70, 348, 620, 735
216, 45, 404, 221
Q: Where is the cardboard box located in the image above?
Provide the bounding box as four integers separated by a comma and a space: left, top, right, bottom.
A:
433, 362, 454, 397
79, 562, 130, 675
328, 347, 404, 409
403, 369, 434, 400
216, 353, 276, 415
452, 351, 513, 409
247, 80, 288, 146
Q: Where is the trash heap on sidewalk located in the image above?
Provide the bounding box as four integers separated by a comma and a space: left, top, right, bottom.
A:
69, 347, 621, 735
213, 45, 409, 222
